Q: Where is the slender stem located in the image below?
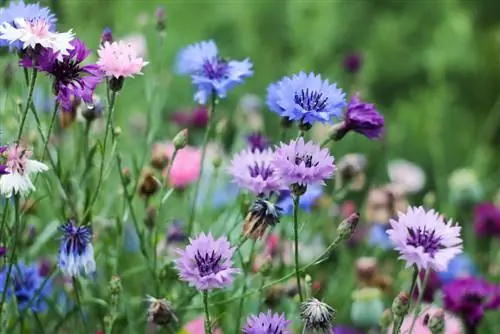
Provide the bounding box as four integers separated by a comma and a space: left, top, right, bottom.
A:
292, 195, 304, 302
235, 240, 256, 331
187, 93, 217, 236
320, 137, 331, 148
72, 277, 90, 334
407, 268, 431, 334
40, 101, 58, 162
408, 266, 419, 303
17, 69, 38, 141
202, 291, 212, 334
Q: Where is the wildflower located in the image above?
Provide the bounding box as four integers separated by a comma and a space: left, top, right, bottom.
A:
300, 298, 336, 333
58, 219, 96, 277
176, 39, 253, 104
171, 106, 209, 129
277, 184, 323, 215
175, 232, 238, 290
155, 142, 201, 188
29, 38, 102, 112
343, 52, 363, 74
272, 137, 335, 190
386, 304, 462, 334
332, 93, 384, 140
266, 72, 346, 127
242, 310, 292, 334
0, 261, 52, 312
474, 202, 500, 238
0, 144, 49, 197
350, 287, 385, 327
391, 292, 410, 319
246, 132, 270, 153
100, 27, 113, 45
138, 167, 161, 198
228, 148, 283, 196
243, 199, 282, 240
183, 316, 222, 334
387, 159, 426, 194
146, 295, 177, 326
438, 253, 477, 284
386, 206, 463, 271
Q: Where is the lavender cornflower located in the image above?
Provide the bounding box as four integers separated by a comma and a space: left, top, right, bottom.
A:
58, 219, 96, 277
272, 137, 335, 191
28, 38, 102, 112
242, 310, 292, 334
246, 132, 270, 152
266, 72, 346, 127
176, 40, 253, 104
228, 148, 283, 196
175, 232, 238, 290
386, 206, 463, 271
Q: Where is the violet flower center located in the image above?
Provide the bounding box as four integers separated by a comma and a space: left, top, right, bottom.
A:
202, 57, 229, 80
53, 60, 81, 85
294, 88, 328, 112
405, 227, 443, 257
62, 224, 91, 256
463, 293, 484, 305
292, 154, 318, 168
194, 250, 223, 277
248, 162, 274, 180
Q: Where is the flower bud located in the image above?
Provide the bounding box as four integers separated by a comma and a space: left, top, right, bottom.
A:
337, 212, 360, 241
173, 129, 188, 150
138, 167, 161, 198
144, 206, 157, 229
350, 287, 384, 327
146, 295, 177, 326
101, 27, 113, 45
155, 7, 166, 33
379, 309, 393, 329
391, 292, 410, 318
428, 309, 445, 334
109, 275, 122, 296
113, 126, 122, 137
212, 155, 222, 169
122, 167, 132, 186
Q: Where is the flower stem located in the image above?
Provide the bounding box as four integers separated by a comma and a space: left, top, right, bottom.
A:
293, 195, 304, 302
391, 266, 419, 334
202, 291, 212, 334
17, 69, 38, 142
187, 93, 217, 236
407, 268, 431, 334
72, 277, 90, 334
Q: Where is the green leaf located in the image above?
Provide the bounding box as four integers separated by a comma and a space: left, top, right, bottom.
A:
28, 220, 59, 257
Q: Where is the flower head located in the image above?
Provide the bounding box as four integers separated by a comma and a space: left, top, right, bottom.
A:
0, 261, 52, 312
30, 38, 102, 111
443, 278, 500, 330
343, 52, 363, 74
183, 316, 222, 334
300, 298, 336, 333
243, 199, 282, 240
228, 148, 283, 196
272, 137, 335, 188
97, 40, 148, 78
171, 106, 209, 129
58, 219, 96, 277
474, 202, 500, 238
155, 142, 201, 188
176, 40, 253, 104
175, 232, 238, 290
246, 132, 270, 153
387, 159, 426, 194
242, 310, 292, 334
0, 144, 48, 197
386, 206, 463, 271
266, 72, 346, 126
146, 295, 177, 326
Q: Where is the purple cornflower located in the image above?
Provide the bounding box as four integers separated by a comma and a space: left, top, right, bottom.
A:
443, 277, 500, 333
175, 232, 238, 290
334, 93, 384, 140
58, 219, 96, 277
266, 72, 346, 126
474, 202, 500, 238
170, 106, 208, 129
176, 40, 253, 104
242, 310, 292, 334
0, 246, 6, 257
272, 137, 335, 188
246, 132, 269, 153
28, 38, 102, 111
343, 52, 363, 74
228, 148, 283, 196
386, 206, 463, 271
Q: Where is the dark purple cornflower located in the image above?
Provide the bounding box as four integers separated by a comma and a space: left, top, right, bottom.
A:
29, 38, 102, 112
343, 52, 363, 74
170, 106, 208, 129
58, 219, 96, 277
474, 203, 500, 238
0, 145, 8, 175
0, 246, 6, 257
443, 277, 500, 334
333, 93, 384, 141
246, 132, 269, 153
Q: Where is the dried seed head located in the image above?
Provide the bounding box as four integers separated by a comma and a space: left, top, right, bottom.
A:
138, 167, 161, 198
242, 200, 282, 240
146, 295, 177, 326
300, 298, 336, 333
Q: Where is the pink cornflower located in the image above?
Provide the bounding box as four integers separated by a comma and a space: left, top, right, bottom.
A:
0, 144, 48, 197
97, 40, 148, 78
387, 304, 462, 334
183, 316, 222, 334
386, 206, 462, 271
154, 142, 201, 188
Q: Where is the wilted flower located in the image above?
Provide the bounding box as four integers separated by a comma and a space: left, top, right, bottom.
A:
474, 202, 500, 238
387, 159, 426, 194
242, 310, 292, 334
97, 40, 148, 79
386, 206, 463, 271
176, 39, 253, 104
228, 148, 283, 196
246, 132, 270, 153
0, 144, 49, 197
266, 72, 346, 127
386, 304, 462, 334
58, 219, 96, 277
243, 199, 282, 240
300, 298, 336, 333
175, 232, 238, 290
351, 287, 385, 327
146, 295, 177, 326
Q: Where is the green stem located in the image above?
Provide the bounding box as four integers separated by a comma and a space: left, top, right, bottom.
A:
407, 268, 431, 334
391, 267, 419, 334
293, 195, 304, 302
235, 240, 256, 331
202, 291, 212, 334
72, 277, 90, 334
320, 137, 331, 148
187, 93, 217, 236
16, 69, 38, 142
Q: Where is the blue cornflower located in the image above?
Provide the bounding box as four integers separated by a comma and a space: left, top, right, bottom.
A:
0, 261, 52, 312
58, 219, 96, 277
367, 224, 393, 250
438, 253, 477, 284
0, 0, 56, 50
277, 184, 323, 215
266, 71, 347, 126
124, 221, 140, 253
176, 39, 253, 104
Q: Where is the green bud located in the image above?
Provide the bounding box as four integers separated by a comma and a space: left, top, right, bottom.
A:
391, 292, 410, 318
428, 309, 445, 334
109, 275, 122, 296
337, 212, 359, 241
173, 129, 188, 150
379, 309, 393, 329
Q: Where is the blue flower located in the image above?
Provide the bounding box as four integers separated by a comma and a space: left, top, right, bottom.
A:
124, 221, 140, 253
58, 220, 96, 277
0, 0, 56, 50
438, 253, 477, 284
367, 224, 393, 250
176, 40, 253, 104
266, 72, 347, 125
0, 261, 52, 312
277, 184, 323, 215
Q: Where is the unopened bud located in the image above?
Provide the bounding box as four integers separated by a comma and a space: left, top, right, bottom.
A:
391, 292, 410, 318
173, 129, 188, 150
109, 76, 124, 92
122, 168, 132, 186
146, 295, 177, 326
337, 212, 359, 241
101, 27, 113, 45
144, 206, 157, 229
109, 275, 122, 296
428, 309, 445, 334
212, 155, 222, 169
379, 309, 393, 329
138, 167, 161, 198
113, 126, 122, 137
155, 7, 166, 32
329, 121, 348, 141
